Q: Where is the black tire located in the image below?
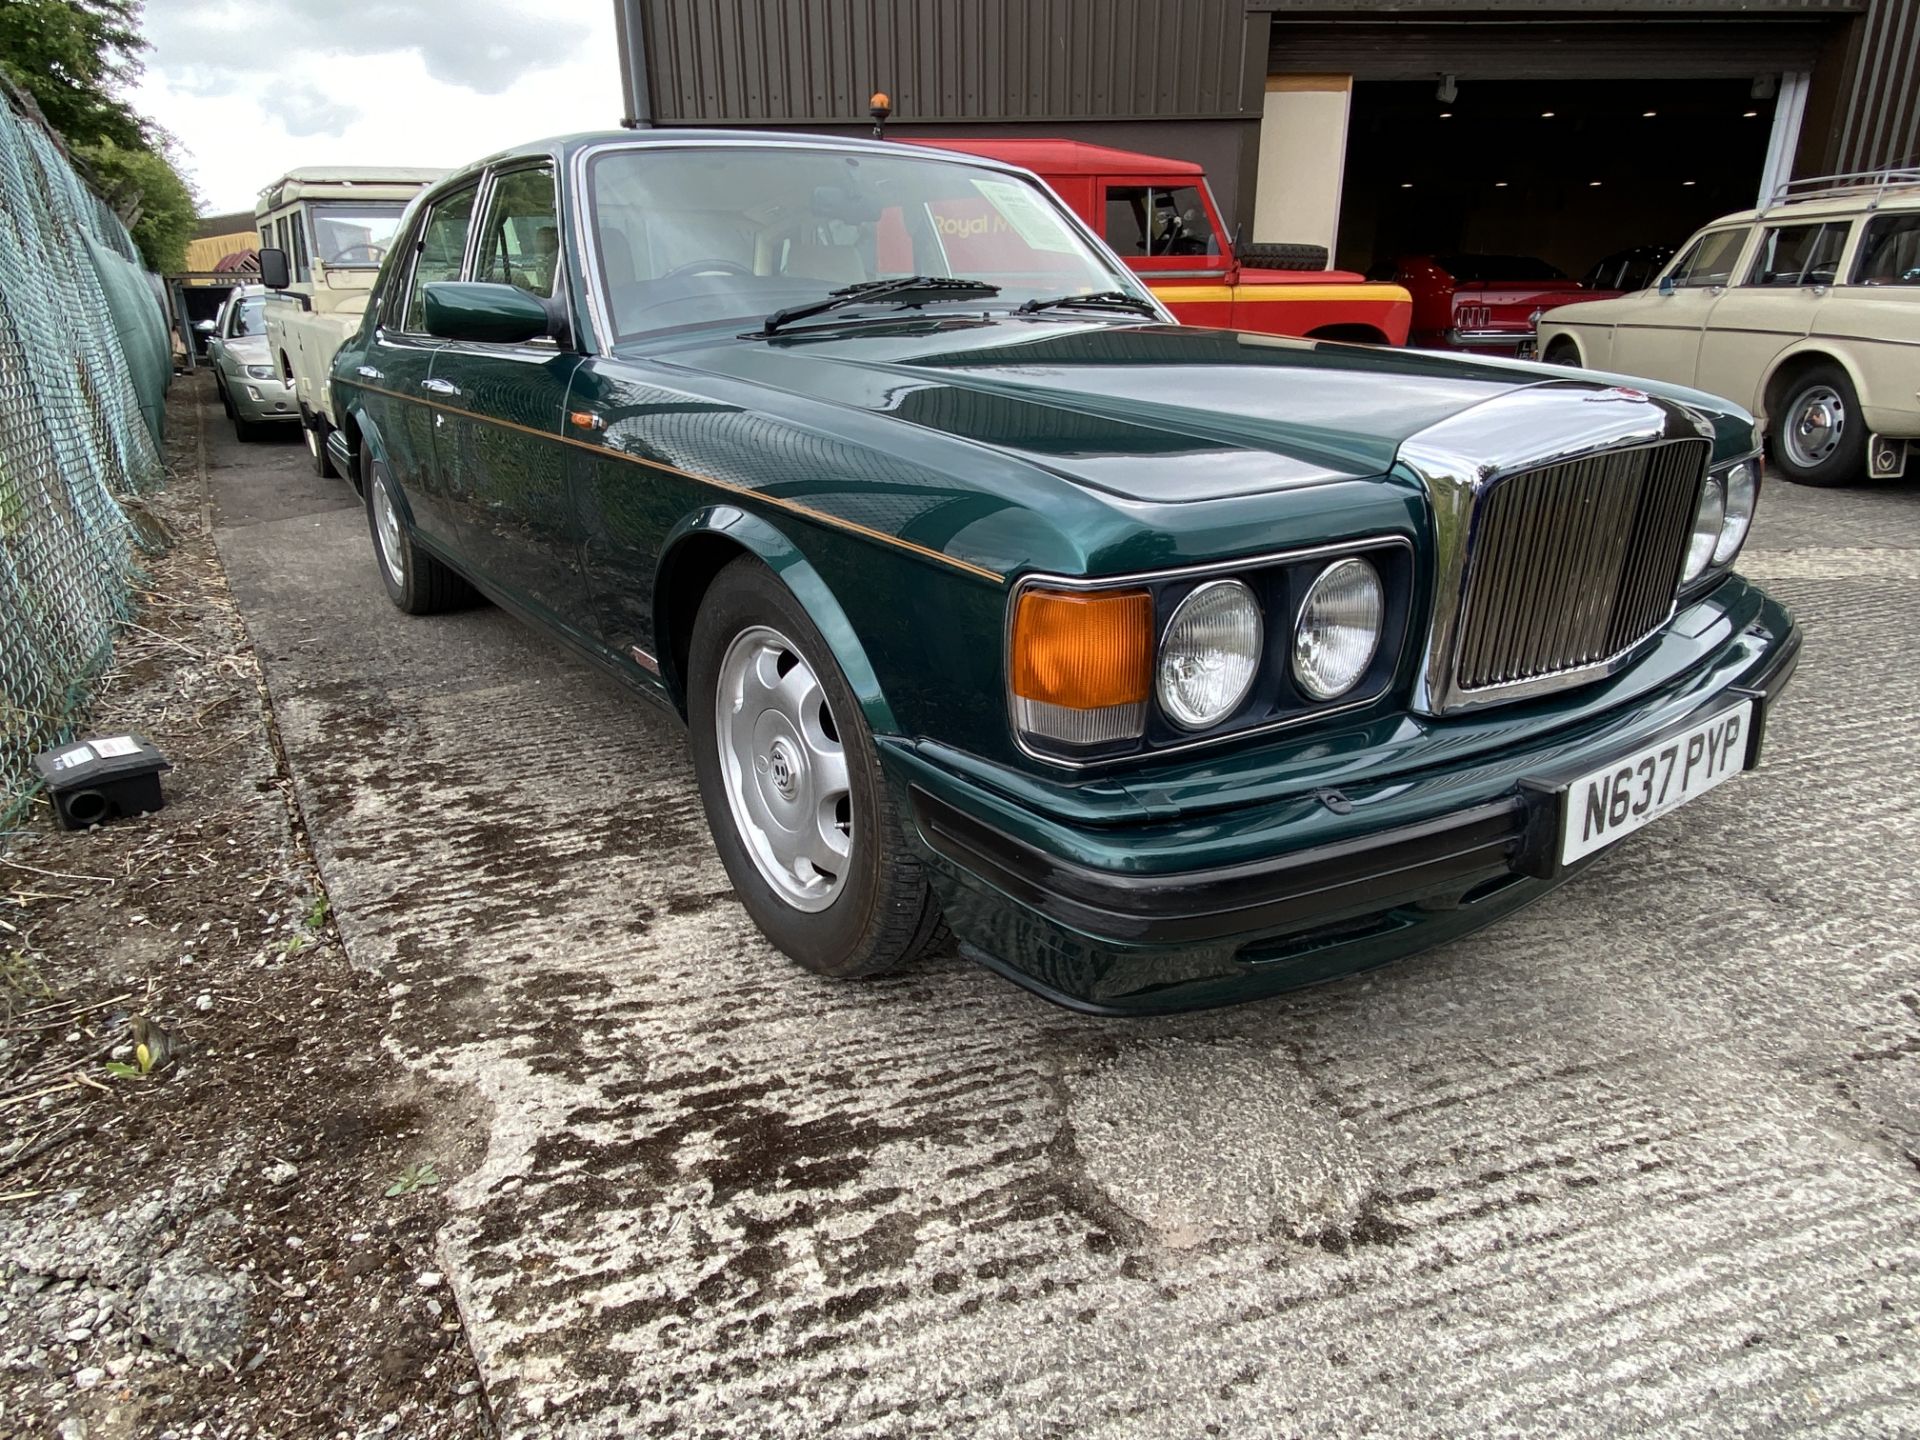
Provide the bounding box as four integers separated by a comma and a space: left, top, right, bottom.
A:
233, 414, 266, 443
1240, 242, 1330, 272
362, 454, 474, 614
1769, 362, 1867, 487
215, 378, 233, 418
302, 409, 336, 478
687, 556, 945, 979
1543, 338, 1582, 368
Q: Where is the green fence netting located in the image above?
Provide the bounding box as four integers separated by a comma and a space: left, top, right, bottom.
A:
0, 91, 169, 831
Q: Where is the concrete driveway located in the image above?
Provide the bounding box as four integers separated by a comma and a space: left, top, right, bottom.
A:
203, 380, 1920, 1438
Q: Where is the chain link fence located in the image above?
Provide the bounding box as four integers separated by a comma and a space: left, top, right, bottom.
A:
1, 89, 169, 831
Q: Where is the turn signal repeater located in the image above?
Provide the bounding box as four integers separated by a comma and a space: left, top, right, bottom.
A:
1010, 587, 1152, 747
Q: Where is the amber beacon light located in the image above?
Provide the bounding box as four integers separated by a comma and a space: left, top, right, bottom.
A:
1010, 588, 1153, 747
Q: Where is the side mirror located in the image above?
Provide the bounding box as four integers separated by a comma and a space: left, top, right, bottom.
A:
1657, 274, 1676, 296
259, 246, 292, 290
422, 282, 552, 344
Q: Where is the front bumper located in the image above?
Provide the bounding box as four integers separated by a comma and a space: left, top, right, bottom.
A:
229, 373, 298, 423
885, 579, 1800, 1014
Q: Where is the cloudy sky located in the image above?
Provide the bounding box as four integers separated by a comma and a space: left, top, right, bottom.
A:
131, 0, 624, 217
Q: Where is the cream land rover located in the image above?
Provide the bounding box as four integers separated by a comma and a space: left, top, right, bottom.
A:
1537, 169, 1920, 488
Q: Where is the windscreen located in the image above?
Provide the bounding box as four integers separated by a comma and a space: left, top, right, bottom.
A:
586, 145, 1141, 339
227, 295, 265, 337
308, 203, 408, 269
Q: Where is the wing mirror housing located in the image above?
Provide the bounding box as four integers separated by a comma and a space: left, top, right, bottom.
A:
422, 282, 556, 345
259, 246, 292, 291
1657, 274, 1676, 296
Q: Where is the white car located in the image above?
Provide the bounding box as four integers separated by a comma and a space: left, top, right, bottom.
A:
1537, 170, 1919, 487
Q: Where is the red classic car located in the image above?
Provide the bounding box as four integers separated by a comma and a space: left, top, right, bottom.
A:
914, 138, 1412, 346
1388, 253, 1604, 355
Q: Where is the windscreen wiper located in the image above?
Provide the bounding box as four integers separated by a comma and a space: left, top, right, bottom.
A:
761, 276, 1001, 335
1016, 290, 1159, 317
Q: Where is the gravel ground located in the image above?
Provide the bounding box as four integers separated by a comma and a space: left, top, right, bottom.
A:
47, 373, 1920, 1437
0, 389, 488, 1439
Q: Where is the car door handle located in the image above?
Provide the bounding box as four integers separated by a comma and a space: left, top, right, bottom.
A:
424, 378, 461, 396
356, 365, 383, 380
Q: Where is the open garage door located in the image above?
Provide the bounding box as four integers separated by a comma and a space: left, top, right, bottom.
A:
1338, 77, 1781, 280
1258, 17, 1836, 301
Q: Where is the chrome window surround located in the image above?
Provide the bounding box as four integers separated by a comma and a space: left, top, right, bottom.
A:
1004, 536, 1413, 770
564, 134, 1173, 357
1400, 381, 1725, 716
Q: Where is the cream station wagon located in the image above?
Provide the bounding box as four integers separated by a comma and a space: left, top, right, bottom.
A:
1537, 169, 1920, 487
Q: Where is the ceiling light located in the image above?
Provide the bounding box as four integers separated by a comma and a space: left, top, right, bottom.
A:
1590, 181, 1603, 187
1400, 183, 1413, 189
1683, 180, 1697, 187
1541, 111, 1556, 118
1643, 110, 1657, 118
1439, 111, 1453, 118
1494, 181, 1509, 188
1743, 110, 1758, 118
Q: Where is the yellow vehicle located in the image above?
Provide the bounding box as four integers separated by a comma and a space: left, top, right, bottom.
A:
255, 166, 444, 474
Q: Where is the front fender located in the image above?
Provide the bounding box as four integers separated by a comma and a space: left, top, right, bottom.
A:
655, 506, 901, 738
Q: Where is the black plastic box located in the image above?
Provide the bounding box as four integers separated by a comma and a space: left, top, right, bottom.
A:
31, 735, 172, 830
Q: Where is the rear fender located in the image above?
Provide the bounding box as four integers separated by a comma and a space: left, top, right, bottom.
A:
655, 506, 899, 737
1756, 343, 1869, 428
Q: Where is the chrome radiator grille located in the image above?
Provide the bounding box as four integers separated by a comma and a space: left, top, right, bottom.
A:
1452, 439, 1708, 693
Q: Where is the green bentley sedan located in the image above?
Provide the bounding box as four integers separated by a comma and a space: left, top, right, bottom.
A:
302, 131, 1799, 1014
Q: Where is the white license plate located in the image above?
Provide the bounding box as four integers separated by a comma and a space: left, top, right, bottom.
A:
1560, 701, 1753, 865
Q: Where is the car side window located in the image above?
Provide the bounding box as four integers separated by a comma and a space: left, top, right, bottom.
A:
401, 185, 480, 334
292, 212, 311, 284
1747, 222, 1849, 286
475, 164, 560, 301
1851, 213, 1920, 286
1668, 229, 1747, 288
1103, 186, 1219, 257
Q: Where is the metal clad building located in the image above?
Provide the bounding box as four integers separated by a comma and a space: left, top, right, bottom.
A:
631, 0, 1919, 265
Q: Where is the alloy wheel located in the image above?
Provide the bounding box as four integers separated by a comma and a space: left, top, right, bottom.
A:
713, 625, 852, 912
371, 476, 407, 588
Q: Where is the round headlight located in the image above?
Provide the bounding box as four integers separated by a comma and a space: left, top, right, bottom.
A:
1683, 473, 1727, 584
245, 363, 274, 380
1157, 580, 1262, 730
1713, 461, 1757, 566
1292, 558, 1384, 701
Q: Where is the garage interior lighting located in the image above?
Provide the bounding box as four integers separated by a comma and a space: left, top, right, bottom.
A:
1401, 182, 1413, 189
1439, 111, 1453, 118
1683, 180, 1697, 186
1643, 110, 1657, 117
1494, 181, 1508, 188
1589, 181, 1603, 187
1743, 110, 1759, 117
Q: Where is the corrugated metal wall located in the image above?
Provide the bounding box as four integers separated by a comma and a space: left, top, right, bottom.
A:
639, 0, 1264, 124
1828, 0, 1920, 171
1267, 20, 1832, 80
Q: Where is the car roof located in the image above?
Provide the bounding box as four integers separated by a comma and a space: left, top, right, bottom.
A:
266, 165, 448, 186
907, 137, 1206, 177
1706, 186, 1920, 226
419, 128, 1048, 198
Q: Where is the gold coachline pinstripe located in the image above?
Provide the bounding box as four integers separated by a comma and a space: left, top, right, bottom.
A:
337, 378, 1006, 585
